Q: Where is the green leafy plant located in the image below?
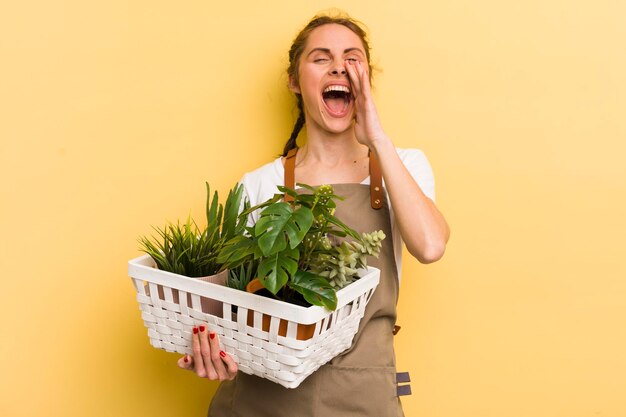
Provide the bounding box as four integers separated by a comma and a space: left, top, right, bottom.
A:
217, 184, 385, 310
227, 259, 258, 291
139, 182, 249, 277
308, 230, 385, 288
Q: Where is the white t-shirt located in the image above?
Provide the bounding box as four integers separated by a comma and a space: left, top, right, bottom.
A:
239, 148, 436, 280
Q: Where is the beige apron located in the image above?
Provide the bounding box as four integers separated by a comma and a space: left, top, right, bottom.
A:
208, 150, 406, 417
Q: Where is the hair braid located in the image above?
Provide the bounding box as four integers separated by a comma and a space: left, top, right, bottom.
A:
282, 95, 305, 157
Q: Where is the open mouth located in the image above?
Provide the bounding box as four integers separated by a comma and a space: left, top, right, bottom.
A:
322, 85, 352, 117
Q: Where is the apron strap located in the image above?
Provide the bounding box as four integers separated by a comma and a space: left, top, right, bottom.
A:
369, 150, 384, 210
282, 147, 383, 209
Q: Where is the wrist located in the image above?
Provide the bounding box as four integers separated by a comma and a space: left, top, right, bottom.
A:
369, 134, 394, 155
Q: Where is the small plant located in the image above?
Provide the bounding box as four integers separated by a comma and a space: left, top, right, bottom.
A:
139, 182, 249, 277
308, 230, 385, 288
227, 259, 258, 291
217, 183, 385, 310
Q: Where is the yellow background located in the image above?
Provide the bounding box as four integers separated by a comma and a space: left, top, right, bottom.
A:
1, 1, 625, 416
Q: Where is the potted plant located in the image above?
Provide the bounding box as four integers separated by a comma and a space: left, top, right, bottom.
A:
217, 183, 385, 338
128, 182, 385, 388
138, 182, 248, 315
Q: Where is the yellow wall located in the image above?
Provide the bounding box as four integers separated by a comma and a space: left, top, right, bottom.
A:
1, 1, 624, 416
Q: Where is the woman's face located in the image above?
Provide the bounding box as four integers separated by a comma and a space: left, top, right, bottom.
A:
290, 24, 368, 136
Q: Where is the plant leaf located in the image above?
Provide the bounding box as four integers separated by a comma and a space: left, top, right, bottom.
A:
289, 270, 337, 310
206, 183, 220, 233
293, 183, 317, 192
257, 247, 299, 294
276, 185, 300, 200
255, 203, 313, 256
222, 183, 247, 241
240, 194, 282, 217
217, 235, 256, 266
325, 214, 361, 240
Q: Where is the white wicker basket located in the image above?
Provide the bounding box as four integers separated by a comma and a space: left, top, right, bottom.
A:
128, 254, 380, 388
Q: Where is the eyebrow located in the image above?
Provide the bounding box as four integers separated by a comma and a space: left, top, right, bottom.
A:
306, 47, 365, 57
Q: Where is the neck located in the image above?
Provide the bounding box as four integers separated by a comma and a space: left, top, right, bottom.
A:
299, 128, 368, 166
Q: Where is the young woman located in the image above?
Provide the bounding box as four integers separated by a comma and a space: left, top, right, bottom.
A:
177, 13, 450, 417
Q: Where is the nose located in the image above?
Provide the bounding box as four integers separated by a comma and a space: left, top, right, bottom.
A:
330, 64, 347, 76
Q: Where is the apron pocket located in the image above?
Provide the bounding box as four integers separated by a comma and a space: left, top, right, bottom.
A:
316, 365, 402, 417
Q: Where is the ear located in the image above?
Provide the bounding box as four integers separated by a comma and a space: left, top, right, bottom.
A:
288, 74, 301, 94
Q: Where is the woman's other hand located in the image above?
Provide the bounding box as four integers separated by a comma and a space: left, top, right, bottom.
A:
346, 61, 449, 263
177, 325, 238, 381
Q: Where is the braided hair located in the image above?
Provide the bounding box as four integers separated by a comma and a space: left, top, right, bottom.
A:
282, 96, 305, 156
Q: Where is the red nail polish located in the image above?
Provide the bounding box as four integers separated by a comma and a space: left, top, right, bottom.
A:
193, 327, 198, 334
184, 356, 188, 363
219, 350, 226, 358
209, 332, 215, 340
199, 325, 205, 332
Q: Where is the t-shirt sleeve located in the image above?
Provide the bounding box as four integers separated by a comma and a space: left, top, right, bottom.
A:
399, 148, 436, 202
238, 173, 259, 226
237, 157, 285, 226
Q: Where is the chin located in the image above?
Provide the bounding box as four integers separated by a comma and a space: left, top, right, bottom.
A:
317, 118, 352, 135
318, 107, 355, 134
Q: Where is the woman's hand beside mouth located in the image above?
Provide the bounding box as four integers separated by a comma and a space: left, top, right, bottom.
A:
345, 59, 389, 149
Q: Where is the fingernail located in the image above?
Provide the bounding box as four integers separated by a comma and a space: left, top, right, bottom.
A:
184, 356, 189, 363
199, 325, 206, 332
209, 332, 215, 340
219, 351, 226, 358
193, 327, 198, 334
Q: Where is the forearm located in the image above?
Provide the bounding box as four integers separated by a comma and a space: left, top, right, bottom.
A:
370, 138, 450, 263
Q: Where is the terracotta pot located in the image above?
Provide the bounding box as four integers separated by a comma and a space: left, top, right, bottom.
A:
245, 278, 316, 340
148, 268, 228, 317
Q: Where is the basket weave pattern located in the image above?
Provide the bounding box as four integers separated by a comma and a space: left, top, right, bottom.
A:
129, 255, 380, 388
